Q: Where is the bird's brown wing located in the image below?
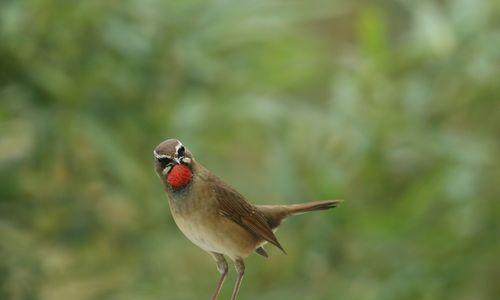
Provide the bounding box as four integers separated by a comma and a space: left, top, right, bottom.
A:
210, 176, 286, 253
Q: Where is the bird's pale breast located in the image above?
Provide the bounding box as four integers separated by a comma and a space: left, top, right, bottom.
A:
168, 185, 260, 259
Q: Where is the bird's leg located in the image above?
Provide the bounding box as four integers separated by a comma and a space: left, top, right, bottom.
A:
210, 252, 228, 300
230, 258, 245, 300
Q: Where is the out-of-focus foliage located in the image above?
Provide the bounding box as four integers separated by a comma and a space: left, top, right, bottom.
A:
1, 0, 499, 299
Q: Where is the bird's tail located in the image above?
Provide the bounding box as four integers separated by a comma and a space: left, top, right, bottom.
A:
254, 199, 342, 258
257, 200, 342, 229
285, 200, 342, 216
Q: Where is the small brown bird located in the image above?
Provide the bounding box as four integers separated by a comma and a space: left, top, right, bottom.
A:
154, 139, 342, 300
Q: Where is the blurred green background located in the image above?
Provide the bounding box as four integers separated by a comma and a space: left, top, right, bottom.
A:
1, 0, 499, 299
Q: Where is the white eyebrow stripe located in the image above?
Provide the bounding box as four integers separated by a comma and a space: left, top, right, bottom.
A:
153, 150, 172, 159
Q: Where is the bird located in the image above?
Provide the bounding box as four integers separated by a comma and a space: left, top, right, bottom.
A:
153, 138, 342, 300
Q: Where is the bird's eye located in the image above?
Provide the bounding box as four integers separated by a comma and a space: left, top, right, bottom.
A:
178, 146, 185, 157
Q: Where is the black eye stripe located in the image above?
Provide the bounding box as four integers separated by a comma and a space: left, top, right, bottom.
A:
158, 157, 172, 165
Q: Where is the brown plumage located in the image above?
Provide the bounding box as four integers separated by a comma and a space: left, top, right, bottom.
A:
154, 139, 342, 300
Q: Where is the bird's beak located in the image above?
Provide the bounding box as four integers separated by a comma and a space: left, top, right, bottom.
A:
161, 157, 184, 176
162, 161, 176, 176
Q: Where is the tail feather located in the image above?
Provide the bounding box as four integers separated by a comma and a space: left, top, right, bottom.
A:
286, 200, 342, 215
255, 199, 342, 257
257, 200, 343, 229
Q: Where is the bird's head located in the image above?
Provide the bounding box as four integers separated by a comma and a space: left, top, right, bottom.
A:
154, 139, 194, 191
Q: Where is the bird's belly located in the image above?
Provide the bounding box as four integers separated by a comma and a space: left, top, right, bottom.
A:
172, 209, 259, 259
174, 216, 219, 252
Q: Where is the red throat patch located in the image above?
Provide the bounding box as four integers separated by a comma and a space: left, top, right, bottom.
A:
167, 164, 193, 190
